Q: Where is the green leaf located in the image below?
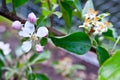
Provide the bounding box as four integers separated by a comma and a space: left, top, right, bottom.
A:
34, 0, 41, 4
96, 46, 110, 66
36, 73, 49, 80
12, 0, 28, 7
0, 59, 4, 79
27, 73, 49, 80
82, 0, 94, 15
28, 50, 51, 64
60, 1, 72, 32
21, 37, 30, 42
27, 73, 36, 80
37, 15, 47, 27
51, 32, 91, 55
98, 50, 120, 80
73, 0, 82, 12
103, 29, 113, 37
42, 1, 51, 16
0, 49, 5, 57
40, 37, 48, 46
5, 71, 15, 80
53, 11, 62, 18
6, 0, 12, 4
72, 0, 82, 20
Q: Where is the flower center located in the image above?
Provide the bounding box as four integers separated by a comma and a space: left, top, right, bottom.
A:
31, 34, 37, 41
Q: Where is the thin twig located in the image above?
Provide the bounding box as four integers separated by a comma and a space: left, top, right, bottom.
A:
48, 0, 54, 27
1, 0, 9, 11
112, 36, 120, 52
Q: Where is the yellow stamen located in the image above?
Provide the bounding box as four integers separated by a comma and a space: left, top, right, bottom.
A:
89, 9, 98, 15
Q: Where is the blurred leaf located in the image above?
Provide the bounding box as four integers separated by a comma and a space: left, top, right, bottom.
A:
60, 1, 72, 32
0, 49, 5, 57
34, 0, 41, 4
53, 11, 62, 18
5, 71, 15, 80
27, 73, 36, 80
72, 0, 82, 20
0, 59, 4, 79
40, 37, 48, 46
51, 32, 91, 55
103, 29, 113, 37
28, 50, 51, 64
73, 0, 82, 12
6, 0, 12, 4
27, 73, 49, 80
21, 37, 30, 42
36, 73, 49, 80
12, 0, 28, 7
37, 15, 47, 27
104, 36, 120, 44
82, 0, 94, 15
96, 46, 110, 66
42, 1, 51, 16
98, 50, 120, 80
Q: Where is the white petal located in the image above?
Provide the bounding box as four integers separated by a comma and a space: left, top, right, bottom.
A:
18, 30, 31, 37
24, 21, 35, 34
21, 40, 32, 53
36, 27, 48, 38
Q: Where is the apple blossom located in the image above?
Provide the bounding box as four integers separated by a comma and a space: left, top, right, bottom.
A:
19, 21, 48, 53
28, 12, 37, 24
0, 41, 11, 55
79, 9, 111, 35
12, 20, 21, 30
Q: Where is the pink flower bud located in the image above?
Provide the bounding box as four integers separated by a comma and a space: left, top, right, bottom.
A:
12, 21, 21, 30
28, 12, 37, 24
35, 44, 43, 53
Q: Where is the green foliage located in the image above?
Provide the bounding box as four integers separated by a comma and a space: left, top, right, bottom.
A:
72, 0, 82, 20
12, 0, 28, 7
96, 46, 110, 66
28, 50, 51, 64
98, 50, 120, 80
28, 73, 49, 80
103, 29, 113, 37
51, 32, 91, 55
42, 1, 51, 17
60, 1, 72, 32
0, 59, 4, 79
40, 37, 48, 46
37, 15, 47, 27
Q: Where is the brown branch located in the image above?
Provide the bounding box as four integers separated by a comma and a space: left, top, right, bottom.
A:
0, 10, 26, 23
0, 8, 96, 53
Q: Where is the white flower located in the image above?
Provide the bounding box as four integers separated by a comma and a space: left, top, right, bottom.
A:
12, 21, 21, 30
0, 41, 11, 55
19, 21, 48, 52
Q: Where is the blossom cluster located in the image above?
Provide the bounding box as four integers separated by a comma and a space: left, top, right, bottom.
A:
79, 9, 112, 35
12, 12, 48, 53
